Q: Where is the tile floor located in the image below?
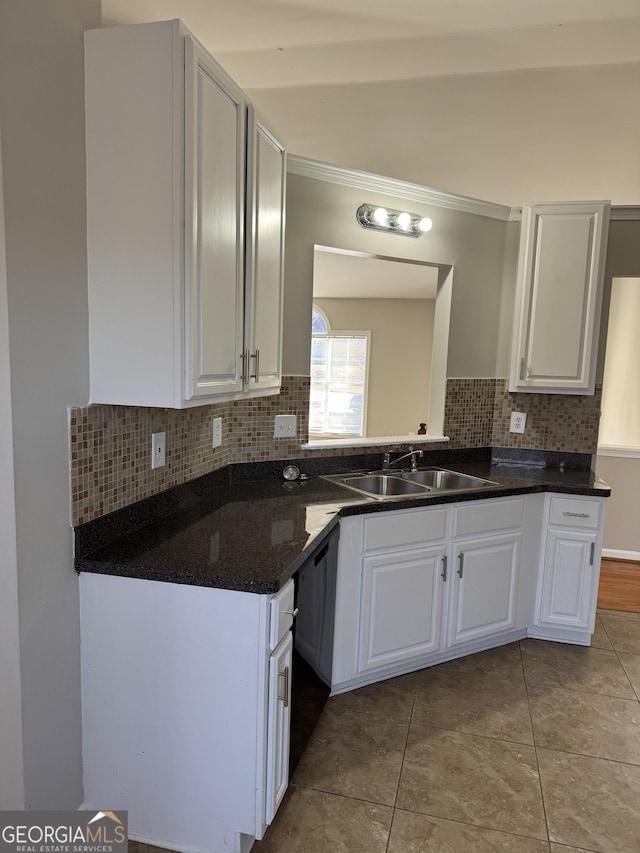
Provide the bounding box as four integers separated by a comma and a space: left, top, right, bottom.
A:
251, 609, 640, 853
128, 610, 640, 853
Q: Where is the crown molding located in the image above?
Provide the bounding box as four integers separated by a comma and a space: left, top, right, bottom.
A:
287, 155, 513, 222
610, 206, 640, 221
288, 157, 640, 224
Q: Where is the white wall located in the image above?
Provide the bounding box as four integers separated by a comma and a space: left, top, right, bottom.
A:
0, 0, 101, 808
252, 63, 640, 208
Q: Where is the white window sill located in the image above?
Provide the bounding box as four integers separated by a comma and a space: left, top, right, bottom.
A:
302, 434, 450, 450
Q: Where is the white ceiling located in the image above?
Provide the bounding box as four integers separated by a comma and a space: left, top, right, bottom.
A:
313, 248, 439, 300
101, 1, 640, 205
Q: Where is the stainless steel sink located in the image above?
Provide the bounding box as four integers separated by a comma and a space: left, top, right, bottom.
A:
321, 467, 498, 501
400, 468, 498, 491
321, 473, 431, 500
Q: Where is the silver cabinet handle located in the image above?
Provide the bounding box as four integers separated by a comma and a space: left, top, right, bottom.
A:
278, 665, 290, 707
284, 607, 299, 618
241, 349, 250, 384
458, 553, 464, 579
590, 542, 595, 566
441, 555, 448, 581
250, 348, 260, 381
563, 512, 590, 518
520, 357, 526, 381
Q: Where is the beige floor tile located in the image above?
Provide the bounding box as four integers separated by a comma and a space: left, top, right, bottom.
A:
388, 810, 551, 852
520, 639, 636, 698
420, 642, 524, 681
397, 723, 547, 840
412, 668, 533, 744
591, 613, 613, 650
251, 786, 393, 853
599, 614, 640, 654
528, 682, 640, 763
549, 847, 598, 853
327, 672, 416, 722
619, 652, 640, 697
291, 704, 408, 805
538, 748, 640, 853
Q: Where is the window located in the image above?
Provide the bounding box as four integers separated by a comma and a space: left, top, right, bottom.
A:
310, 307, 369, 437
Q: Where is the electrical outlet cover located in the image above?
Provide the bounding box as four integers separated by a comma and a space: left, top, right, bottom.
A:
212, 417, 223, 448
151, 431, 166, 468
509, 411, 527, 434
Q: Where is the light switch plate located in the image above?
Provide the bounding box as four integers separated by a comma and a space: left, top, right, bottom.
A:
510, 411, 527, 434
274, 414, 297, 439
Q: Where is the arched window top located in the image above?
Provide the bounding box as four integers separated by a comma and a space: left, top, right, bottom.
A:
312, 305, 329, 335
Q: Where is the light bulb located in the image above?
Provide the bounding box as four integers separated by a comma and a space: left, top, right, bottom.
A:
372, 207, 389, 225
396, 212, 412, 229
418, 217, 433, 232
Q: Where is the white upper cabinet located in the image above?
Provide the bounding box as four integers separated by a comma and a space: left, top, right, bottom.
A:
509, 201, 610, 395
244, 106, 286, 395
85, 20, 285, 408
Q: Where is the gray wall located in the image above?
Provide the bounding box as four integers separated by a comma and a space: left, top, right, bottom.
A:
283, 173, 510, 379
0, 116, 25, 808
0, 0, 101, 808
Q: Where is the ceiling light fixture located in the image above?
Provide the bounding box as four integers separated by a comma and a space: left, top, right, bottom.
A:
356, 203, 432, 238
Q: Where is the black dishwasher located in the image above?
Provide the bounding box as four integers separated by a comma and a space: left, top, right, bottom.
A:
289, 527, 339, 773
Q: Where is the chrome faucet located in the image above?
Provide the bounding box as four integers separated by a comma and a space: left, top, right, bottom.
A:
383, 447, 424, 472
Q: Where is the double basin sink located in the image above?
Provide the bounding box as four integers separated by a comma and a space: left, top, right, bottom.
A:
321, 467, 498, 501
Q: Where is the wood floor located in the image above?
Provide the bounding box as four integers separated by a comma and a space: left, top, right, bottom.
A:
597, 557, 640, 612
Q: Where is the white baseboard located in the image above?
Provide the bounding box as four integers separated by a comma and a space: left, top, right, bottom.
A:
602, 548, 640, 562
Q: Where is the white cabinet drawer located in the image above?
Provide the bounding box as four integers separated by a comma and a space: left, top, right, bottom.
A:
363, 507, 447, 552
548, 497, 601, 529
452, 498, 524, 538
269, 579, 295, 651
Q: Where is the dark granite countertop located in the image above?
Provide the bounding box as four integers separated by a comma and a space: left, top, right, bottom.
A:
75, 454, 610, 595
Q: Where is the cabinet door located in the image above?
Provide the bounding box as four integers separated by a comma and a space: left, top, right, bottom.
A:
184, 37, 246, 400
358, 545, 446, 673
244, 106, 286, 394
448, 534, 520, 647
265, 630, 292, 825
538, 529, 597, 631
509, 201, 610, 395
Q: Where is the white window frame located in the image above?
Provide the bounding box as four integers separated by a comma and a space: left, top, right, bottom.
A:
310, 320, 371, 439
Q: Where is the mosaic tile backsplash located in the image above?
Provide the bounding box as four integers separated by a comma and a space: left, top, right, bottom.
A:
70, 376, 602, 525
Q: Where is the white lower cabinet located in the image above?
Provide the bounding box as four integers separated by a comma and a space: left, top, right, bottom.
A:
265, 631, 293, 824
358, 544, 446, 672
80, 573, 294, 853
332, 497, 530, 692
447, 534, 520, 647
530, 495, 606, 643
